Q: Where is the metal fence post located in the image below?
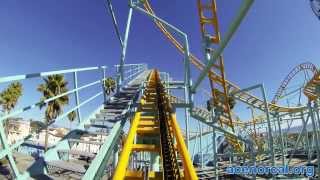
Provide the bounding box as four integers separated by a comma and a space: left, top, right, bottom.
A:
276, 113, 285, 166
101, 66, 107, 104
73, 71, 82, 122
309, 101, 320, 174
260, 84, 275, 167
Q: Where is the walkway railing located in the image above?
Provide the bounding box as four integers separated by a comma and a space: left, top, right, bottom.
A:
115, 63, 148, 87
0, 63, 147, 179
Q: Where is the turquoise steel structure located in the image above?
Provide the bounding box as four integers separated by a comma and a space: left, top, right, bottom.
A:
1, 0, 320, 179
0, 64, 147, 179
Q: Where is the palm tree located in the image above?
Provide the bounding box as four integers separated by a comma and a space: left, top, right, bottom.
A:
30, 120, 45, 135
0, 82, 23, 135
37, 75, 69, 152
104, 77, 116, 95
67, 111, 77, 130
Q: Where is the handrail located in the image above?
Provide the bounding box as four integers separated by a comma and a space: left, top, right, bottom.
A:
114, 63, 147, 67
0, 65, 148, 179
0, 66, 106, 83
0, 80, 102, 122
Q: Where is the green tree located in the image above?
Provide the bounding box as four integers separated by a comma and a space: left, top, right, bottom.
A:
67, 110, 77, 130
104, 77, 116, 95
37, 75, 69, 152
0, 82, 23, 135
30, 120, 45, 134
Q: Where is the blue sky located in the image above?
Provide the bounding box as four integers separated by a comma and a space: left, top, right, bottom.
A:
0, 1, 320, 129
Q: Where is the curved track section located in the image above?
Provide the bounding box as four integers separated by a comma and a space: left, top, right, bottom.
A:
143, 0, 305, 113
272, 62, 318, 104
304, 70, 320, 101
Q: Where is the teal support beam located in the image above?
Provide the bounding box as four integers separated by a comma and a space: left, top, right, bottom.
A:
191, 0, 254, 92
82, 120, 123, 179
105, 0, 124, 47
0, 66, 106, 122
73, 71, 82, 123
199, 121, 203, 168
301, 112, 311, 164
130, 3, 195, 150
118, 7, 133, 91
212, 126, 218, 180
0, 66, 100, 83
276, 113, 285, 166
231, 83, 274, 167
0, 65, 145, 180
309, 102, 320, 174
101, 66, 107, 104
314, 102, 320, 140
0, 121, 21, 179
113, 145, 119, 170
260, 84, 275, 167
287, 113, 310, 164
191, 128, 199, 162
0, 66, 109, 180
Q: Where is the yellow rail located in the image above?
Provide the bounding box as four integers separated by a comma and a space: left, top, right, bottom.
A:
169, 113, 198, 180
113, 111, 141, 179
113, 71, 154, 179
143, 0, 305, 114
113, 70, 198, 179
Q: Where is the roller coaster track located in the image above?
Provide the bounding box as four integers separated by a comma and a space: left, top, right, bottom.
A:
272, 62, 318, 104
143, 0, 306, 113
113, 70, 198, 179
304, 70, 320, 101
196, 0, 244, 152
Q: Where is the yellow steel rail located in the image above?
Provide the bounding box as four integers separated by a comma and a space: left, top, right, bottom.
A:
169, 113, 198, 180
113, 111, 142, 179
113, 70, 198, 179
113, 70, 154, 180
196, 0, 243, 152
143, 0, 305, 114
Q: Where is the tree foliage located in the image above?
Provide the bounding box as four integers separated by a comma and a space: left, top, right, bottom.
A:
37, 74, 69, 151
0, 82, 23, 113
37, 75, 69, 124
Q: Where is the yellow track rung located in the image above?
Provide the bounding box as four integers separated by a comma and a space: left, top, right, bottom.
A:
114, 70, 198, 180
139, 115, 156, 121
132, 144, 160, 152
125, 171, 162, 180
138, 120, 158, 126
137, 127, 160, 135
